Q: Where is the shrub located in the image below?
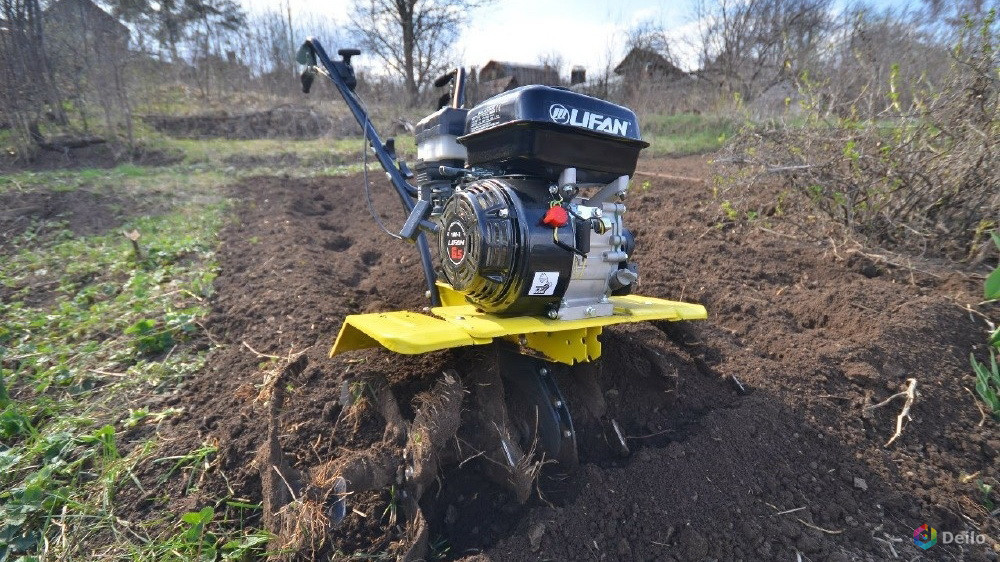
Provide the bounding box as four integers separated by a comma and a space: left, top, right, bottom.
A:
716, 12, 998, 261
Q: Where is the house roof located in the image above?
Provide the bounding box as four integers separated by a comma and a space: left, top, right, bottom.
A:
614, 47, 685, 78
479, 60, 559, 85
44, 0, 129, 36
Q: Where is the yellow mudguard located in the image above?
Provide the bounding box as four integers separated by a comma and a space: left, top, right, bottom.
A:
330, 293, 707, 365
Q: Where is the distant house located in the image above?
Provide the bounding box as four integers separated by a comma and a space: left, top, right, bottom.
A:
479, 60, 560, 86
611, 47, 689, 103
469, 60, 561, 104
43, 0, 130, 53
614, 48, 686, 82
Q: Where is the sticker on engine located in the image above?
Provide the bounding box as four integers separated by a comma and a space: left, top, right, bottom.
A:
529, 271, 559, 296
445, 221, 467, 265
468, 103, 501, 132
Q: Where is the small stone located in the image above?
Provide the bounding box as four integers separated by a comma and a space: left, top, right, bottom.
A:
826, 552, 851, 562
528, 522, 545, 552
853, 477, 868, 491
322, 401, 338, 421
666, 442, 685, 459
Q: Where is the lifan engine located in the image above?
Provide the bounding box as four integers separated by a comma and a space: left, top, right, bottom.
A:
300, 39, 707, 511
413, 85, 647, 320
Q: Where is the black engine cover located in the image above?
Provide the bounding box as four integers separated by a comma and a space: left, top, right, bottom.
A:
459, 86, 649, 184
437, 177, 574, 316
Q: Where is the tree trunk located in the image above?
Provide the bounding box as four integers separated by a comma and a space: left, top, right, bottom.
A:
27, 0, 68, 126
399, 0, 418, 105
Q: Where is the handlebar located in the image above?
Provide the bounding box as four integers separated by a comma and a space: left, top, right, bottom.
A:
297, 37, 440, 306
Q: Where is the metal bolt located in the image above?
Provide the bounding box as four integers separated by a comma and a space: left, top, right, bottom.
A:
554, 400, 563, 407
599, 296, 610, 304
563, 430, 572, 438
498, 208, 509, 217
547, 309, 559, 319
539, 367, 549, 376
585, 306, 597, 317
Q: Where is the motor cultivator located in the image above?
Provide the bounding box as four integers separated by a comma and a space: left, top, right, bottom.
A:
296, 39, 706, 489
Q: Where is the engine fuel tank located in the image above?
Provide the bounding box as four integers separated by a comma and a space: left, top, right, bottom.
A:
459, 86, 649, 184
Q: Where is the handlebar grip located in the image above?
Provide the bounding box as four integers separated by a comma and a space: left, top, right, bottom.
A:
433, 70, 456, 88
338, 48, 361, 65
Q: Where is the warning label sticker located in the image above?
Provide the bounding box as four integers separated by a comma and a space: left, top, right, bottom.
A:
529, 271, 559, 296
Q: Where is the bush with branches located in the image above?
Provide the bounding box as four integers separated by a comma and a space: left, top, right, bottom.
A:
715, 11, 998, 262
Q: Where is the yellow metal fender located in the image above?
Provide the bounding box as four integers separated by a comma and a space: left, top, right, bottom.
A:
330, 283, 707, 365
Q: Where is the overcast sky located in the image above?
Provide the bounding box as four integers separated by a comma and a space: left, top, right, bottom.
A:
242, 0, 919, 75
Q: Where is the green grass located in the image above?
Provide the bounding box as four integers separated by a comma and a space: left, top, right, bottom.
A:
0, 158, 280, 559
0, 131, 364, 555
640, 113, 736, 156
0, 143, 370, 199
157, 135, 416, 170
971, 231, 1000, 420
0, 162, 227, 196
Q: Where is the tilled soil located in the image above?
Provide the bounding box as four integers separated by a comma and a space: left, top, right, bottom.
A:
122, 156, 998, 561
0, 187, 163, 245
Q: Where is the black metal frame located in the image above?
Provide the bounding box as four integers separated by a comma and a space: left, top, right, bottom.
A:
297, 37, 441, 306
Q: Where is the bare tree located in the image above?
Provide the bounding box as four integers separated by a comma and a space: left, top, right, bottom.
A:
920, 0, 994, 34
537, 51, 565, 81
106, 0, 245, 62
0, 0, 67, 157
44, 0, 135, 146
816, 5, 950, 117
624, 18, 678, 63
694, 0, 832, 100
348, 0, 491, 105
716, 10, 997, 260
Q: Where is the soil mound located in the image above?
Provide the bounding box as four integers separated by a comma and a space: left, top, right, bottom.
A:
120, 157, 997, 560
0, 144, 181, 172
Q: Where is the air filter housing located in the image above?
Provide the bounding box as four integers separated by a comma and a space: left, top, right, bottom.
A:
459, 85, 649, 183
